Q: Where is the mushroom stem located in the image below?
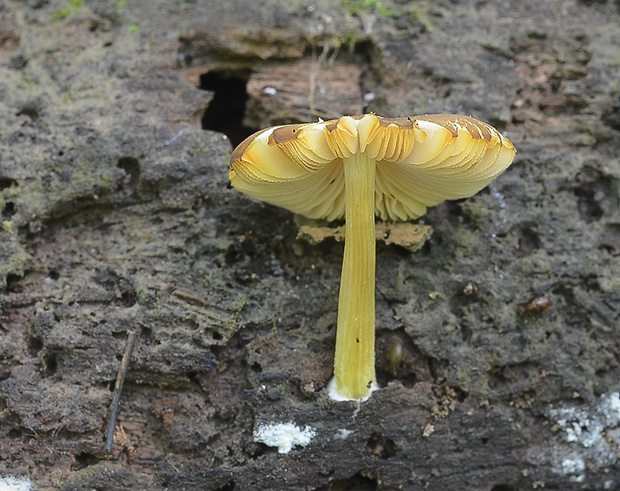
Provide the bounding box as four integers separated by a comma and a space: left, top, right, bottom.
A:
328, 151, 378, 401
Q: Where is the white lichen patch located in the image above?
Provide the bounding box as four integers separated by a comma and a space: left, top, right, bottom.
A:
333, 428, 353, 440
253, 422, 316, 454
560, 457, 586, 483
550, 392, 620, 450
548, 392, 620, 482
0, 476, 34, 491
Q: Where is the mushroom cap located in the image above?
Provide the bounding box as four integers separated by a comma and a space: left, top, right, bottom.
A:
230, 114, 516, 221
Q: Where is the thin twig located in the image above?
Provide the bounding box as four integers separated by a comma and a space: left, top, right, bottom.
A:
104, 323, 143, 453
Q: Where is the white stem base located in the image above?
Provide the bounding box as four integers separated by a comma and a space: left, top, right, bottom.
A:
327, 377, 379, 402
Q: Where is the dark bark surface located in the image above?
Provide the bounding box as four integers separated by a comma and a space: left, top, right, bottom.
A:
1, 0, 619, 490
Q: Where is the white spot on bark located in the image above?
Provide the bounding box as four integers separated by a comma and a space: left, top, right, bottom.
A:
253, 422, 316, 454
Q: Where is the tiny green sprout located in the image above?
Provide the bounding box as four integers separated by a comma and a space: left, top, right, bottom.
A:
428, 291, 440, 300
341, 32, 357, 54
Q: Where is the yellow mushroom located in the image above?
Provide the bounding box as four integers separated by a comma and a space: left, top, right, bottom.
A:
230, 114, 516, 401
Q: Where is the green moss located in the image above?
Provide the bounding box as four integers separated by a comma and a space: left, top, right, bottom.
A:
455, 368, 473, 388
22, 74, 35, 86
64, 92, 78, 103
342, 0, 432, 30
461, 199, 491, 229
453, 228, 478, 257
343, 0, 401, 17
53, 0, 84, 21
409, 7, 433, 32
229, 296, 247, 314
341, 31, 357, 54
132, 279, 159, 307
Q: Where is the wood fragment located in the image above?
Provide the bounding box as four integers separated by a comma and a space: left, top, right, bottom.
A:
297, 222, 433, 252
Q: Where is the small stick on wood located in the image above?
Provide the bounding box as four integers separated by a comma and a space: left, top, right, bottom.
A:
104, 323, 143, 453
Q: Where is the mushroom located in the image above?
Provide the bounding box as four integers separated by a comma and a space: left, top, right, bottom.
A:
229, 114, 516, 401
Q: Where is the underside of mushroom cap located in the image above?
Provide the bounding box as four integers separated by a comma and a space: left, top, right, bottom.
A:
229, 114, 516, 221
